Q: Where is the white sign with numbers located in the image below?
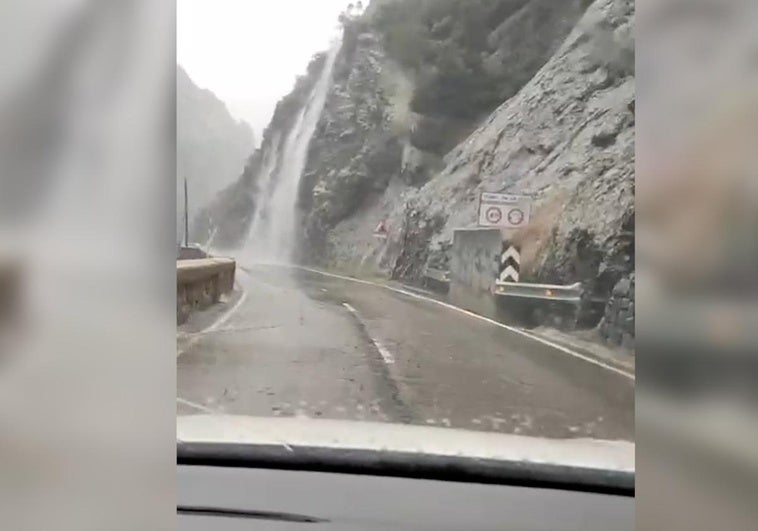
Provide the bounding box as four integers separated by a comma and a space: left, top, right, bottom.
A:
477, 192, 532, 228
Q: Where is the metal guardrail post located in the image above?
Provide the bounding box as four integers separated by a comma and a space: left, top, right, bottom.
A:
423, 266, 450, 284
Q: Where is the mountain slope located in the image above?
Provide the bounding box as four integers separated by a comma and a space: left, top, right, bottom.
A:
177, 65, 254, 241
314, 0, 635, 343
298, 0, 588, 266
383, 0, 634, 291
197, 0, 635, 343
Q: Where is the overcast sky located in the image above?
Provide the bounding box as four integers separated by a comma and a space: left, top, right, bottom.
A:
178, 0, 349, 142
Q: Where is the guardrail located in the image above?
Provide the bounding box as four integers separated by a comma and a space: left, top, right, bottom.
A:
493, 280, 609, 329
177, 258, 236, 324
493, 280, 583, 302
422, 266, 450, 294
424, 266, 450, 283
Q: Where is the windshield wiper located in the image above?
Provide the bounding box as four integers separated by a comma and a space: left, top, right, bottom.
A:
178, 505, 328, 524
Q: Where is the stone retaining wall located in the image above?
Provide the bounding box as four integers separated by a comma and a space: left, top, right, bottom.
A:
177, 258, 235, 324
599, 273, 635, 350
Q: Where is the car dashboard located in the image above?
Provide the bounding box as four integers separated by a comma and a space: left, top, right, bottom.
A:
178, 442, 634, 531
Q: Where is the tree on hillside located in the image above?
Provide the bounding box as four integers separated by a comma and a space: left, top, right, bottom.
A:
369, 0, 543, 119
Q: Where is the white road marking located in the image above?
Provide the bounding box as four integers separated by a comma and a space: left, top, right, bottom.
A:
296, 265, 634, 381
182, 323, 281, 337
342, 302, 395, 365
176, 397, 219, 414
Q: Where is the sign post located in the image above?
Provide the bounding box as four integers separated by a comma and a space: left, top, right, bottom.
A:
184, 177, 190, 247
373, 220, 388, 240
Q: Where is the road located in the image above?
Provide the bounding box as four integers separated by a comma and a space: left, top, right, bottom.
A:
177, 264, 634, 440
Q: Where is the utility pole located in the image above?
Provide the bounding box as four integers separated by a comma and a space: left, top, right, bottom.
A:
184, 177, 189, 247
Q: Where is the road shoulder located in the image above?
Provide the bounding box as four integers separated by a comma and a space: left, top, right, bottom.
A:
526, 327, 635, 375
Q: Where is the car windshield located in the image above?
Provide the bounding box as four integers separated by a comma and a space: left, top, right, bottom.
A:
176, 0, 635, 461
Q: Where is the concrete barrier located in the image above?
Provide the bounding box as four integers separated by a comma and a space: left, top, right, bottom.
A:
177, 258, 235, 324
177, 246, 209, 260
449, 228, 501, 318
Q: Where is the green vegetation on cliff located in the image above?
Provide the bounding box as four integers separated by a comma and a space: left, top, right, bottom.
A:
368, 0, 582, 120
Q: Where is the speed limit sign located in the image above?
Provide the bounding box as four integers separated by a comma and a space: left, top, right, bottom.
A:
485, 206, 502, 224
478, 192, 531, 228
507, 208, 525, 226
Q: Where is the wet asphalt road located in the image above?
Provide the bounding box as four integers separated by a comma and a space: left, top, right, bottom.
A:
177, 264, 634, 440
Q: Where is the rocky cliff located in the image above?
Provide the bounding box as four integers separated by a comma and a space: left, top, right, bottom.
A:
297, 0, 590, 268
383, 0, 635, 293
201, 0, 635, 341
302, 0, 634, 297
177, 65, 254, 242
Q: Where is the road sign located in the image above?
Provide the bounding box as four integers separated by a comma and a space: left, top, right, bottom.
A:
373, 220, 388, 239
485, 206, 502, 224
477, 192, 531, 228
499, 241, 521, 282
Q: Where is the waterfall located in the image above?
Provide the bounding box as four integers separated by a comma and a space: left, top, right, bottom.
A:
244, 132, 282, 249
242, 41, 341, 264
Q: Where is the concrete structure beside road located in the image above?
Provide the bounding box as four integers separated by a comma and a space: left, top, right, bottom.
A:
177, 258, 236, 324
178, 246, 209, 260
449, 228, 501, 318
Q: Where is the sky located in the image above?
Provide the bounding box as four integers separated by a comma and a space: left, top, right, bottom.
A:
178, 0, 349, 143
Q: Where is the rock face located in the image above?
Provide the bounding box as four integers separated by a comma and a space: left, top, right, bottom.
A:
202, 0, 635, 341
297, 33, 402, 263
295, 0, 588, 271
600, 273, 635, 349
381, 0, 635, 329
177, 66, 255, 242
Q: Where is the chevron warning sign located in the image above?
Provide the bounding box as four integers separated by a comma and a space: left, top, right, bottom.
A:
499, 241, 521, 282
